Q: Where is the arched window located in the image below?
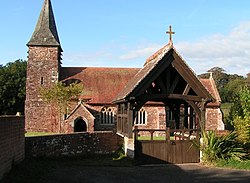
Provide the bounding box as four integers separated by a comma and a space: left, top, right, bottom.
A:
167, 110, 175, 121
135, 108, 147, 125
101, 107, 114, 124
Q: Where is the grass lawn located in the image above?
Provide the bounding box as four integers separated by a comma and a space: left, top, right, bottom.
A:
25, 132, 58, 137
215, 159, 250, 170
137, 136, 176, 141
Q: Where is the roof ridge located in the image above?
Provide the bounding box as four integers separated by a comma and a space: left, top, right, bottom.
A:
144, 43, 172, 66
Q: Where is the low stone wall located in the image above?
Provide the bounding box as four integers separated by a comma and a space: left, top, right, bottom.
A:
25, 132, 123, 157
0, 116, 25, 180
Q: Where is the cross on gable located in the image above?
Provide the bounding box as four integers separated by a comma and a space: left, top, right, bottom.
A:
166, 25, 175, 44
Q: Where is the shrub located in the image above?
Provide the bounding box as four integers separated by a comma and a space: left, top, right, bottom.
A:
199, 131, 245, 163
228, 86, 250, 144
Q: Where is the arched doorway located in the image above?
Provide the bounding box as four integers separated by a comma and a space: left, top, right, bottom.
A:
74, 118, 87, 132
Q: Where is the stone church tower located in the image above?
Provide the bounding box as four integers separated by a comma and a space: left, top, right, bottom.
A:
25, 0, 62, 132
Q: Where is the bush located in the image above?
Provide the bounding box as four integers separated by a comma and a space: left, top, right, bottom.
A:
228, 86, 250, 144
200, 131, 245, 163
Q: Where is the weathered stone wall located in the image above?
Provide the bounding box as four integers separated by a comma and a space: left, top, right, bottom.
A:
205, 107, 224, 130
25, 132, 123, 157
25, 46, 61, 133
0, 116, 25, 180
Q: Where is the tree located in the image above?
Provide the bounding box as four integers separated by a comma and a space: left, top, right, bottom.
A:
228, 86, 250, 144
0, 60, 26, 115
40, 81, 83, 133
40, 81, 83, 113
220, 78, 246, 102
247, 72, 250, 87
199, 67, 246, 103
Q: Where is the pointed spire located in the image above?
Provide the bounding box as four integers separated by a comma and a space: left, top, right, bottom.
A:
27, 0, 61, 47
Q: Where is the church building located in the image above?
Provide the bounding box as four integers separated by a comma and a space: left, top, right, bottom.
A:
25, 0, 224, 135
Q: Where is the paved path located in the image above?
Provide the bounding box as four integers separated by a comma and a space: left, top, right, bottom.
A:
42, 164, 250, 183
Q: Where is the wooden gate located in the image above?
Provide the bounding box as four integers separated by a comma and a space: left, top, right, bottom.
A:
134, 128, 200, 164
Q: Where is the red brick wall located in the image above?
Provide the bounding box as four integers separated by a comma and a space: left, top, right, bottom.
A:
0, 116, 25, 180
25, 132, 123, 157
205, 107, 224, 130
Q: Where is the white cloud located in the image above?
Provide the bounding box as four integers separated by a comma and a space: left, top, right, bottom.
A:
119, 45, 162, 60
176, 21, 250, 75
63, 21, 250, 76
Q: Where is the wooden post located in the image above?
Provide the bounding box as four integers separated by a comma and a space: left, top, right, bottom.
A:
150, 130, 154, 140
182, 129, 185, 140
200, 99, 206, 132
127, 103, 133, 138
184, 103, 189, 128
175, 104, 180, 129
166, 127, 170, 142
134, 126, 138, 140
190, 107, 194, 129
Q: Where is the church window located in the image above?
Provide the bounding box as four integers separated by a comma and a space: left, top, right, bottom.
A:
135, 108, 147, 125
101, 107, 114, 124
167, 110, 175, 121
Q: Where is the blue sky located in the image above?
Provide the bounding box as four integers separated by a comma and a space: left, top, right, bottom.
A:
1, 0, 250, 76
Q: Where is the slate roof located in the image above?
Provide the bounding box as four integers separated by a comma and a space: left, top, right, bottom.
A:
27, 0, 61, 47
60, 67, 139, 104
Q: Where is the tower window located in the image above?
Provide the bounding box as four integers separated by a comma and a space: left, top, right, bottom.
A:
41, 77, 44, 85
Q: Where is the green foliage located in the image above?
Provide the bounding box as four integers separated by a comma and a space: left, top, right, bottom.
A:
40, 81, 83, 113
199, 67, 246, 103
220, 78, 246, 102
229, 86, 250, 144
0, 60, 26, 115
216, 159, 250, 170
199, 131, 245, 163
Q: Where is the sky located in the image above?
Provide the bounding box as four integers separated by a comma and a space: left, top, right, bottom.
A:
0, 0, 250, 76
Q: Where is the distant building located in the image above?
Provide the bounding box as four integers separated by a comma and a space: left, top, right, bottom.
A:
25, 0, 224, 134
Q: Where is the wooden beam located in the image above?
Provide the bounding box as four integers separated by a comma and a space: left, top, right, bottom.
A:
131, 53, 174, 96
136, 93, 203, 102
187, 101, 201, 121
168, 94, 203, 101
166, 70, 171, 93
172, 53, 207, 97
169, 75, 180, 93
183, 84, 190, 95
156, 77, 167, 93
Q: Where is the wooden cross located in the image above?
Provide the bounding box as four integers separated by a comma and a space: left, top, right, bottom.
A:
166, 25, 175, 43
